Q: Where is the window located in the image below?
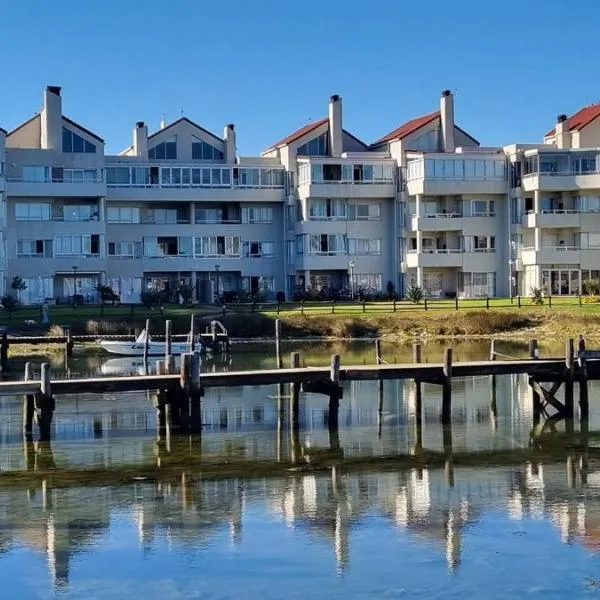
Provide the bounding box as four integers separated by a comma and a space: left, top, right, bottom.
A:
295, 235, 304, 256
348, 202, 381, 220
354, 273, 383, 291
17, 239, 45, 257
309, 234, 346, 255
54, 234, 99, 256
471, 200, 495, 217
149, 136, 177, 160
63, 169, 98, 183
242, 241, 275, 258
297, 133, 328, 156
473, 236, 495, 252
193, 236, 240, 257
459, 272, 496, 298
192, 136, 224, 160
347, 238, 381, 255
244, 207, 273, 224
309, 198, 346, 220
15, 203, 51, 221
62, 204, 98, 222
107, 207, 140, 223
62, 127, 96, 153
108, 241, 135, 257
22, 166, 49, 182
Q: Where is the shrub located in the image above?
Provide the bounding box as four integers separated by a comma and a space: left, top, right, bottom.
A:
530, 286, 544, 306
406, 285, 424, 304
276, 291, 285, 304
97, 284, 119, 304
1, 295, 21, 319
386, 280, 396, 300
11, 276, 27, 292
140, 290, 160, 309
583, 279, 600, 296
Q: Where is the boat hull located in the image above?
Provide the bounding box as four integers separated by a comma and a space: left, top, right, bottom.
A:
99, 341, 200, 356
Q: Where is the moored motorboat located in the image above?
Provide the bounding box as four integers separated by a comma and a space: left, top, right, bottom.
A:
99, 329, 202, 356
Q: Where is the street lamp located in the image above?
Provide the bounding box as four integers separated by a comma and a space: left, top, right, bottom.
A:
214, 264, 220, 303
348, 261, 356, 300
72, 265, 78, 307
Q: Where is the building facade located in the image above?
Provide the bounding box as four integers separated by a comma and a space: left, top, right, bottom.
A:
1, 85, 600, 304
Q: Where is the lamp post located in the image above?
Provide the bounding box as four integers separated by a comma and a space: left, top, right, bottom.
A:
72, 265, 78, 307
348, 261, 356, 300
214, 264, 220, 304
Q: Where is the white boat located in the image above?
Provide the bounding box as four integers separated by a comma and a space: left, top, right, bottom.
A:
99, 329, 202, 356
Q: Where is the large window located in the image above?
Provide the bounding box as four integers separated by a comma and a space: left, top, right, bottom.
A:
17, 239, 46, 257
470, 199, 495, 217
62, 127, 96, 153
348, 202, 380, 220
459, 272, 496, 298
471, 236, 496, 252
108, 241, 135, 257
54, 234, 100, 256
15, 203, 51, 221
62, 204, 98, 222
107, 207, 140, 223
194, 236, 240, 258
192, 136, 223, 160
347, 238, 381, 255
297, 133, 328, 156
309, 234, 346, 255
242, 241, 275, 258
149, 136, 177, 160
309, 198, 346, 220
354, 273, 382, 291
243, 207, 273, 224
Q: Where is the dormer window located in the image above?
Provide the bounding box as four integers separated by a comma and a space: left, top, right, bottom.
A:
62, 127, 96, 153
149, 136, 177, 160
192, 136, 224, 160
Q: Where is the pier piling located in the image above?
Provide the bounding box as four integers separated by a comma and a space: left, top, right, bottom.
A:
165, 320, 172, 360
565, 338, 575, 421
290, 352, 301, 431
22, 362, 34, 438
441, 348, 453, 424
35, 363, 54, 442
275, 319, 282, 369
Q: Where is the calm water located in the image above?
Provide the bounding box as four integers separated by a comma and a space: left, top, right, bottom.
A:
1, 340, 600, 598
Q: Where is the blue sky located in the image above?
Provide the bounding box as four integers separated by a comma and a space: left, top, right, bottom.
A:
1, 0, 599, 154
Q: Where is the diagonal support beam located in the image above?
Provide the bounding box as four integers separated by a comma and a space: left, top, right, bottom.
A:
530, 379, 566, 417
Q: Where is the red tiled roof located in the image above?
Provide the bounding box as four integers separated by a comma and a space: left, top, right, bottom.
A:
545, 103, 600, 137
372, 111, 440, 146
264, 117, 329, 152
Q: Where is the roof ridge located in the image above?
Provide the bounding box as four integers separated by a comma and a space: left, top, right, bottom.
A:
371, 110, 440, 146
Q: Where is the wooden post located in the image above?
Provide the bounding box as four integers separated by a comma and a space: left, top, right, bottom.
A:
189, 353, 203, 434
330, 353, 340, 385
36, 363, 54, 442
275, 319, 282, 369
455, 295, 458, 311
64, 327, 73, 358
211, 320, 217, 343
290, 352, 300, 432
189, 314, 195, 352
22, 362, 34, 436
424, 297, 428, 311
413, 342, 423, 429
328, 354, 341, 431
579, 357, 589, 423
441, 348, 453, 424
564, 338, 575, 420
143, 318, 150, 366
156, 360, 164, 375
529, 338, 538, 360
375, 338, 382, 365
154, 391, 167, 439
486, 296, 490, 310
166, 354, 175, 375
489, 339, 496, 361
1, 331, 8, 373
165, 319, 172, 359
518, 295, 521, 308
529, 376, 541, 427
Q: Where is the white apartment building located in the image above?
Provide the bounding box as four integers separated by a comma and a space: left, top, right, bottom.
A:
1, 85, 600, 304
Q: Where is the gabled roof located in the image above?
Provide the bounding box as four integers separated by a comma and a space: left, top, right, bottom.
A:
63, 116, 104, 142
372, 111, 439, 146
7, 113, 104, 143
264, 117, 329, 152
545, 103, 600, 137
0, 127, 6, 135
148, 117, 223, 144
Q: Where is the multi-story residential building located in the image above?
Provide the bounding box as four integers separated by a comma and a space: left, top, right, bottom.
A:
2, 85, 600, 304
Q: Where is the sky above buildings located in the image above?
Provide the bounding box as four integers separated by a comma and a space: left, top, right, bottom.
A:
1, 0, 598, 155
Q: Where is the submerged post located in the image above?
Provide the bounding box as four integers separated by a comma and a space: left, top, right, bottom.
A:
290, 352, 301, 431
189, 314, 196, 352
165, 319, 172, 360
36, 363, 54, 442
529, 338, 539, 360
441, 348, 453, 424
22, 362, 34, 437
413, 342, 423, 436
489, 339, 496, 361
64, 327, 73, 358
143, 318, 151, 366
189, 353, 203, 434
564, 338, 575, 420
329, 354, 341, 431
375, 339, 382, 365
275, 319, 282, 369
580, 356, 589, 423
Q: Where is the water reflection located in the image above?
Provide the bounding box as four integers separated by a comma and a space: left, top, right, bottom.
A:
1, 340, 599, 597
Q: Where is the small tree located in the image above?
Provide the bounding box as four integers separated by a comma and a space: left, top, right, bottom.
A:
583, 279, 600, 296
1, 295, 20, 320
97, 284, 119, 305
11, 276, 27, 302
386, 280, 396, 300
140, 290, 160, 309
406, 285, 424, 304
530, 286, 544, 306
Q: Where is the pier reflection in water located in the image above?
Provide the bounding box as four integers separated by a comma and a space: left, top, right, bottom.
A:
1, 340, 600, 597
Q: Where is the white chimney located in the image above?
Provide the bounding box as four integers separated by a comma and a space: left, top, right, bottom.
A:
133, 121, 148, 157
328, 94, 343, 157
440, 89, 455, 153
556, 114, 571, 149
41, 86, 62, 150
224, 123, 236, 164
159, 115, 167, 130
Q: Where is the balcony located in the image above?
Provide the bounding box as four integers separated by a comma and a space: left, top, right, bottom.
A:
296, 159, 396, 199
522, 210, 581, 229
7, 175, 106, 198
406, 155, 507, 196
521, 246, 581, 265
522, 171, 600, 192
405, 249, 463, 268
105, 164, 286, 203
410, 213, 463, 232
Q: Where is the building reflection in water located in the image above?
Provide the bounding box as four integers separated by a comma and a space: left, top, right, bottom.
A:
0, 371, 599, 588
